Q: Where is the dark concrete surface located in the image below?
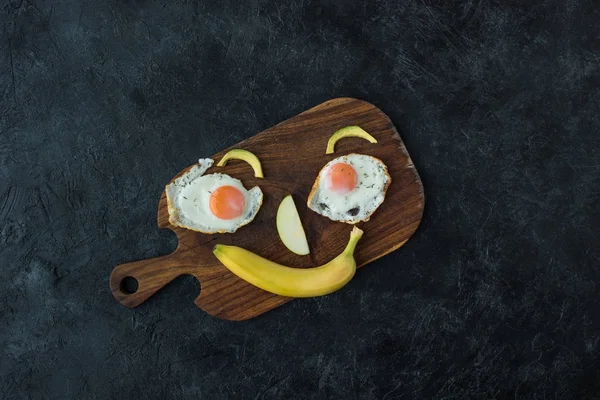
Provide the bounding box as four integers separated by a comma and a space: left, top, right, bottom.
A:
1, 1, 600, 399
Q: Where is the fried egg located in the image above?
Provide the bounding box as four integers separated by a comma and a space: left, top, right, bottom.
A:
166, 158, 263, 233
307, 153, 391, 224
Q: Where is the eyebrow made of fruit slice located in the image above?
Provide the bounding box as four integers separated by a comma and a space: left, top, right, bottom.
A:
217, 149, 264, 178
326, 126, 378, 154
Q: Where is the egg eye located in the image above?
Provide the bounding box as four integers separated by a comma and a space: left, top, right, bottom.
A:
327, 162, 358, 195
209, 185, 246, 220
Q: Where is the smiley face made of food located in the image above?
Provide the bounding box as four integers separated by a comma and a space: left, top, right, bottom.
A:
166, 126, 390, 298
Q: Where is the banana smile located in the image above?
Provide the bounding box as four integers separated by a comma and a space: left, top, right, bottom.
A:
213, 226, 364, 297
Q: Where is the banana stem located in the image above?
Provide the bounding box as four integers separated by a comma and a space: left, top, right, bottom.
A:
343, 226, 364, 255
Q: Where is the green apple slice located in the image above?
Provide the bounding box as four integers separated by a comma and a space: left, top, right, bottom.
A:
276, 195, 310, 255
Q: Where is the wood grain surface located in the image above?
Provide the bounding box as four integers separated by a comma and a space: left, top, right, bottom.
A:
110, 98, 424, 320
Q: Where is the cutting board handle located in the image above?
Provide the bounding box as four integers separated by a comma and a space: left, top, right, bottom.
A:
110, 254, 194, 308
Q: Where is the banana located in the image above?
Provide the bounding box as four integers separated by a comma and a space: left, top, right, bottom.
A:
213, 226, 364, 297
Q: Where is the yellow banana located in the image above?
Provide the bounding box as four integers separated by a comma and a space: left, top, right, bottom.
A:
213, 226, 364, 297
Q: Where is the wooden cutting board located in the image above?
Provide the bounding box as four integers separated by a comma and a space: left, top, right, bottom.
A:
110, 98, 424, 320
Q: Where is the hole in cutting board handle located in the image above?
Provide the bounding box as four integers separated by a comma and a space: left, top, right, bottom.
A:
120, 276, 139, 294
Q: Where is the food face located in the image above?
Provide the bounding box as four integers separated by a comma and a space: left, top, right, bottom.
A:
161, 127, 393, 298
307, 153, 391, 224
166, 158, 263, 234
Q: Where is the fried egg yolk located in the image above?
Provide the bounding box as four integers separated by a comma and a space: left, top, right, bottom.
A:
327, 162, 358, 195
209, 185, 246, 220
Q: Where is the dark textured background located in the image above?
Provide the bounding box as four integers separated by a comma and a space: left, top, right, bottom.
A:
1, 0, 599, 399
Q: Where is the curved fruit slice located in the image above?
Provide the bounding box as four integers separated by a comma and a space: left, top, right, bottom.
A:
326, 126, 377, 154
217, 149, 264, 178
213, 227, 363, 297
276, 195, 310, 255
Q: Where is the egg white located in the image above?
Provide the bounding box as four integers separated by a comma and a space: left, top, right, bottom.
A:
307, 153, 391, 224
166, 158, 263, 233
